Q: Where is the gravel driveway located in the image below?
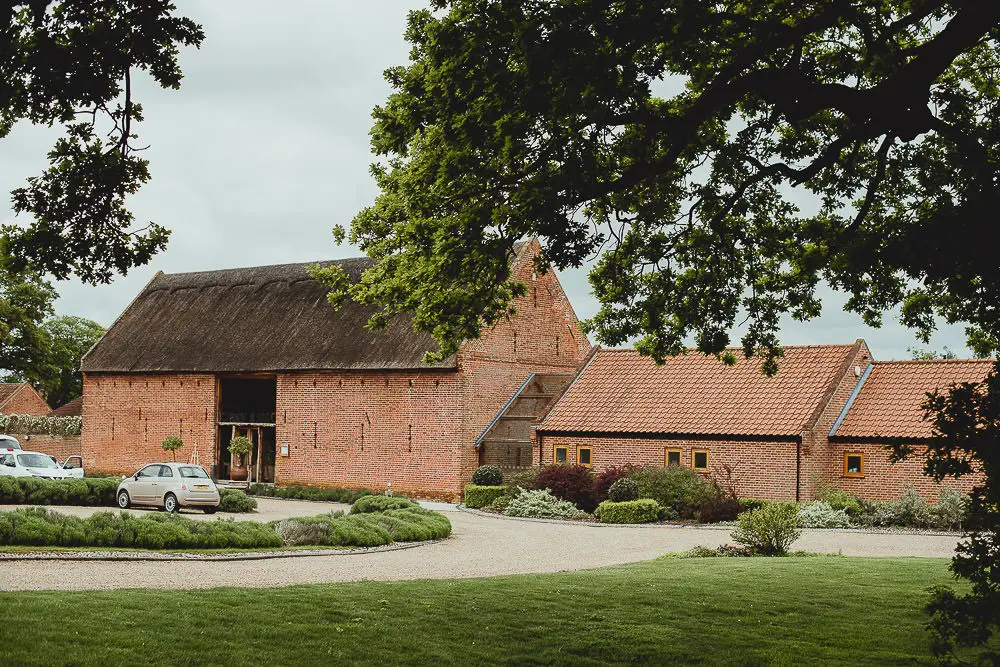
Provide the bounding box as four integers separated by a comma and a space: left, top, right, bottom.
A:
0, 500, 963, 591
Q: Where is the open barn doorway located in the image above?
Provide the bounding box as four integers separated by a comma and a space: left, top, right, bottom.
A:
216, 377, 276, 484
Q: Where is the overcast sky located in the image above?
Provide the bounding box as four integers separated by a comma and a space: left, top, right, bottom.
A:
0, 0, 972, 360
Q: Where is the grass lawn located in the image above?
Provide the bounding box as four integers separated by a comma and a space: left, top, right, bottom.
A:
0, 556, 985, 665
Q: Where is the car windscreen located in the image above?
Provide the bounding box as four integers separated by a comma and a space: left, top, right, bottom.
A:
17, 453, 58, 468
0, 438, 20, 450
178, 466, 210, 479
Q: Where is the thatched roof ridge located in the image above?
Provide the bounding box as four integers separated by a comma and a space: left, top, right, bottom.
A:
81, 258, 458, 373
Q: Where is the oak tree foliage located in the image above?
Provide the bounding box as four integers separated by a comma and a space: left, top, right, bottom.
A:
327, 1, 1000, 659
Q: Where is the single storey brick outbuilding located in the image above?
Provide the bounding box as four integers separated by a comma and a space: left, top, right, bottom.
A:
81, 240, 590, 500
0, 382, 50, 416
535, 342, 986, 502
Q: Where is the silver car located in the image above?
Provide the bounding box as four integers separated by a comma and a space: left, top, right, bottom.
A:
116, 463, 220, 513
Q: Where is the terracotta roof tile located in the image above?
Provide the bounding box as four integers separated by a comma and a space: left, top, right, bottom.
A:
49, 396, 83, 418
539, 344, 857, 437
834, 360, 994, 439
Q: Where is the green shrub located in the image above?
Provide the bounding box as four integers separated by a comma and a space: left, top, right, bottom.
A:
817, 488, 862, 516
0, 413, 82, 436
607, 477, 640, 502
247, 483, 375, 504
504, 488, 589, 519
0, 476, 120, 506
218, 489, 257, 513
928, 488, 969, 531
738, 498, 768, 513
797, 501, 851, 528
505, 469, 540, 496
274, 507, 451, 547
630, 465, 718, 518
0, 508, 282, 550
486, 494, 512, 512
463, 484, 506, 509
731, 502, 801, 555
471, 465, 503, 486
598, 499, 660, 524
350, 495, 418, 514
161, 436, 183, 461
891, 489, 931, 527
593, 464, 644, 503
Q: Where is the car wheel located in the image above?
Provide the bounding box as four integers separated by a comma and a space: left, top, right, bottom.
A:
203, 507, 217, 514
117, 490, 131, 509
164, 493, 179, 513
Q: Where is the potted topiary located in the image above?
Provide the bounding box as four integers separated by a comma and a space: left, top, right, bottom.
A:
161, 436, 183, 462
228, 436, 252, 481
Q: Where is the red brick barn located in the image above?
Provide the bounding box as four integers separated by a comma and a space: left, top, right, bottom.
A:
828, 359, 991, 501
80, 240, 590, 500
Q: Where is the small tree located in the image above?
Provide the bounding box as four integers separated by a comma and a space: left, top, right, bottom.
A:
161, 436, 183, 462
731, 503, 801, 556
228, 436, 252, 468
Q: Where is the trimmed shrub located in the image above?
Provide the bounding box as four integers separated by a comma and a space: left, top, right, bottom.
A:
797, 501, 851, 528
598, 498, 660, 524
471, 465, 503, 486
274, 507, 451, 547
607, 477, 640, 503
504, 488, 589, 519
0, 476, 120, 507
731, 502, 801, 555
535, 464, 596, 512
218, 489, 257, 513
463, 484, 506, 509
247, 484, 375, 504
593, 464, 643, 503
0, 508, 282, 549
630, 465, 718, 518
928, 488, 969, 531
350, 495, 418, 514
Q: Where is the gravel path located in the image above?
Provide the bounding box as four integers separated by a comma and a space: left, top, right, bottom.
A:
0, 501, 963, 591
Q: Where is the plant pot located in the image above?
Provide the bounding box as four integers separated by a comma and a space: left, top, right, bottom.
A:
230, 465, 248, 481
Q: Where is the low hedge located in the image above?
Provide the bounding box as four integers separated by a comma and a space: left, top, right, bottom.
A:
0, 508, 283, 549
463, 484, 505, 509
0, 476, 120, 506
218, 489, 257, 513
247, 483, 375, 504
350, 495, 418, 514
598, 499, 661, 524
274, 506, 452, 547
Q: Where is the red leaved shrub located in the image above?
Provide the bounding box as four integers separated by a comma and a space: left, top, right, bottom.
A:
535, 464, 597, 512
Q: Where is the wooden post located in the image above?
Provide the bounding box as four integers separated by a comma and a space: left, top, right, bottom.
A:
255, 427, 262, 485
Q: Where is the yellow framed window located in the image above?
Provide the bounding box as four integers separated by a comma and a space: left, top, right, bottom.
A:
692, 449, 710, 472
554, 446, 568, 464
844, 452, 864, 477
665, 448, 682, 467
578, 446, 592, 467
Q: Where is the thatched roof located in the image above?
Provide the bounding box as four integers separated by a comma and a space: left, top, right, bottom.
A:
81, 259, 458, 373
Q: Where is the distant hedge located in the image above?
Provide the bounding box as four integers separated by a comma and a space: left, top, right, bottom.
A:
274, 506, 452, 547
598, 499, 661, 524
0, 414, 82, 436
0, 477, 119, 506
247, 483, 375, 504
463, 484, 505, 509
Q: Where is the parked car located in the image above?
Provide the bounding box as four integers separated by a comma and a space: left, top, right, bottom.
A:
116, 463, 220, 513
0, 435, 22, 452
0, 450, 79, 480
54, 455, 84, 478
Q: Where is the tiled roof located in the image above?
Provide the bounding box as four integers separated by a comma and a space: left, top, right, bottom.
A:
49, 396, 83, 418
539, 344, 860, 437
833, 359, 994, 439
0, 383, 26, 410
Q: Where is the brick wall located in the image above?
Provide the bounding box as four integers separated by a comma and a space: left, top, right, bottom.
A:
274, 370, 464, 500
8, 434, 81, 461
829, 441, 979, 502
81, 373, 216, 475
537, 434, 800, 501
1, 384, 51, 416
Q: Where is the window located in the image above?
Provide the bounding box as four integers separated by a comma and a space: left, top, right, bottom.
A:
665, 448, 682, 466
692, 450, 710, 472
844, 452, 864, 477
578, 446, 592, 467
159, 465, 174, 478
555, 446, 568, 464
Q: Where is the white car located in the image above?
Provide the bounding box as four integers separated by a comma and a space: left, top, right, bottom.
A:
1, 434, 22, 452
0, 450, 80, 480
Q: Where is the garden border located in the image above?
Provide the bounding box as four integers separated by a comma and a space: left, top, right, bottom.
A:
457, 506, 963, 536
